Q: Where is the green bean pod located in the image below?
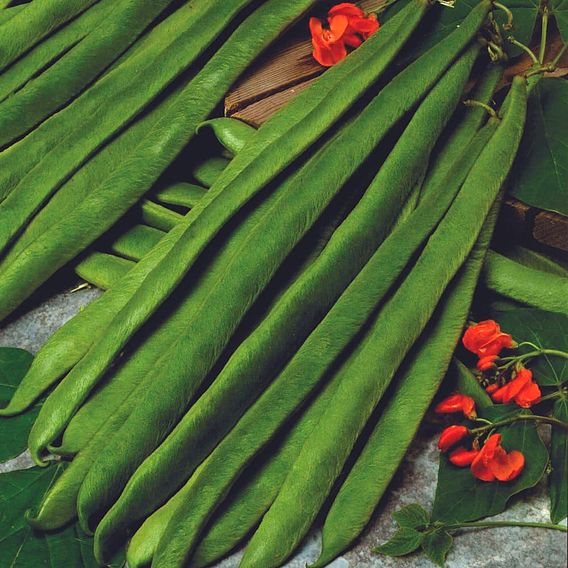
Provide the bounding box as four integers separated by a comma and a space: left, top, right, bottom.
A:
126, 340, 349, 568
0, 0, 254, 254
109, 224, 165, 262
0, 0, 177, 147
0, 3, 25, 24
153, 182, 208, 209
22, 0, 431, 458
313, 201, 501, 568
498, 244, 568, 276
237, 78, 527, 568
191, 156, 231, 188
196, 117, 257, 155
0, 0, 426, 410
138, 201, 183, 232
482, 251, 568, 316
0, 0, 99, 72
75, 253, 135, 291
93, 43, 480, 554
0, 0, 115, 109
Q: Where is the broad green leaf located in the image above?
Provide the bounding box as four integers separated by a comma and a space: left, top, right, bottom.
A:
0, 465, 124, 567
550, 398, 568, 523
493, 308, 568, 386
384, 0, 539, 60
0, 347, 35, 461
431, 406, 549, 523
421, 529, 453, 567
448, 358, 493, 410
551, 0, 568, 41
509, 79, 568, 216
393, 504, 430, 529
373, 528, 424, 557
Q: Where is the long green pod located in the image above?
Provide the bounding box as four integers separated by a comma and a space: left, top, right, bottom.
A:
192, 156, 231, 188
39, 0, 482, 476
23, 3, 434, 462
0, 0, 426, 403
153, 78, 512, 568
139, 201, 183, 232
0, 0, 254, 253
126, 341, 349, 568
109, 224, 165, 262
0, 3, 25, 24
482, 251, 568, 315
0, 0, 177, 147
0, 0, 328, 324
94, 44, 480, 551
0, 0, 99, 72
237, 78, 527, 568
0, 0, 114, 106
197, 117, 257, 155
419, 62, 502, 196
153, 182, 208, 209
313, 202, 501, 568
499, 244, 568, 277
0, 0, 212, 193
75, 253, 135, 291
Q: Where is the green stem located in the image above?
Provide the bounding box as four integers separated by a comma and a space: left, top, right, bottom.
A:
499, 349, 568, 370
539, 6, 549, 65
444, 520, 567, 532
463, 99, 498, 119
552, 42, 568, 67
471, 414, 568, 434
508, 36, 539, 64
539, 391, 566, 403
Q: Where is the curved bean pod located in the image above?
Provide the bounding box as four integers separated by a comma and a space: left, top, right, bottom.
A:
0, 0, 99, 72
237, 77, 527, 568
109, 224, 165, 262
153, 182, 207, 209
25, 0, 430, 461
196, 117, 257, 155
191, 156, 231, 188
75, 253, 135, 291
0, 0, 251, 254
482, 251, 568, 316
93, 42, 480, 554
313, 201, 502, 567
0, 0, 177, 147
498, 244, 568, 277
0, 0, 428, 415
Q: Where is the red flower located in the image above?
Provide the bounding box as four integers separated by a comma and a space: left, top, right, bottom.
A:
470, 433, 525, 482
309, 3, 379, 67
477, 354, 499, 372
438, 425, 469, 452
463, 320, 514, 358
490, 367, 541, 408
486, 383, 499, 395
449, 446, 479, 467
435, 393, 476, 419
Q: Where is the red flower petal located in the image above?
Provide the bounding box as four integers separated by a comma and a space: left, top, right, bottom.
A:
328, 14, 349, 39
435, 393, 476, 418
328, 2, 365, 18
477, 354, 499, 371
490, 448, 525, 481
471, 452, 496, 481
438, 425, 469, 452
514, 380, 541, 408
463, 320, 514, 358
449, 447, 479, 467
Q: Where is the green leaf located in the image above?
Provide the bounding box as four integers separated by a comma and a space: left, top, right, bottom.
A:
393, 504, 430, 529
373, 528, 424, 557
431, 406, 549, 523
0, 465, 124, 567
383, 0, 539, 60
551, 0, 568, 41
509, 79, 568, 216
421, 529, 453, 567
448, 358, 493, 410
492, 308, 568, 386
0, 347, 35, 461
550, 397, 568, 523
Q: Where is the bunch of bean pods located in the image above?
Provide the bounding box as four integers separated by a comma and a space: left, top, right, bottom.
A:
0, 0, 541, 567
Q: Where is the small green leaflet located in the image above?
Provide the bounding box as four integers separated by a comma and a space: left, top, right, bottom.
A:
431, 406, 549, 523
550, 398, 567, 523
510, 79, 568, 217
0, 347, 35, 461
551, 0, 568, 41
0, 465, 98, 568
374, 527, 424, 556
421, 529, 453, 567
392, 503, 430, 529
493, 308, 568, 387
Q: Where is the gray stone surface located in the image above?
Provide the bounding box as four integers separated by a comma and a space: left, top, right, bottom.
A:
1, 288, 566, 567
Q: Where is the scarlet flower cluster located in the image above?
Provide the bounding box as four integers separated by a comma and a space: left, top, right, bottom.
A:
309, 3, 379, 67
462, 319, 514, 371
